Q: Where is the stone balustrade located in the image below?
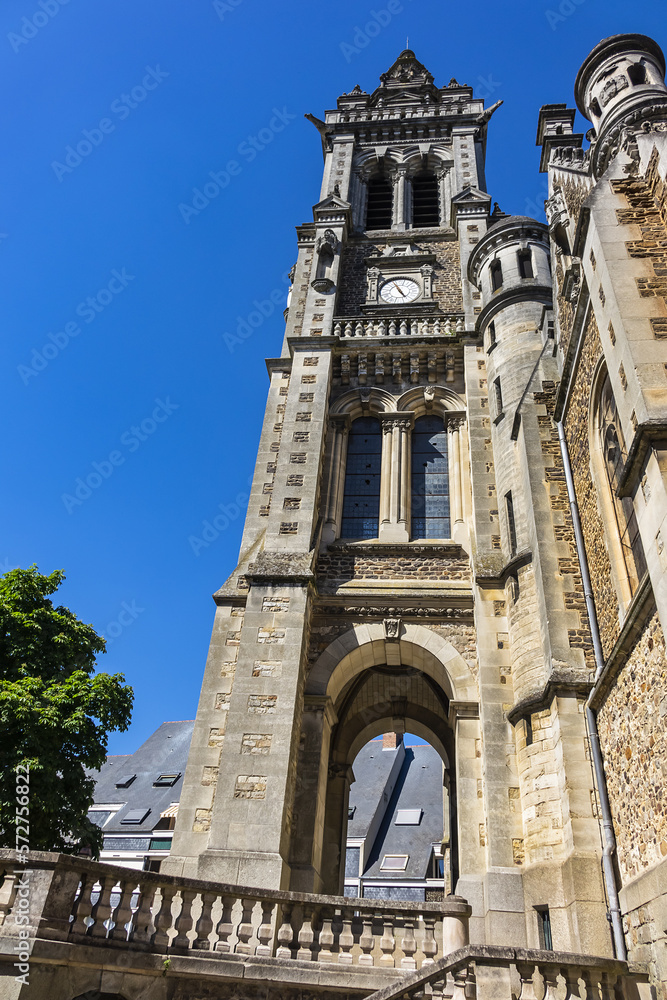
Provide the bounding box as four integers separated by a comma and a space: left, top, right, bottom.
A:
363, 945, 647, 1000
333, 315, 465, 339
0, 851, 470, 970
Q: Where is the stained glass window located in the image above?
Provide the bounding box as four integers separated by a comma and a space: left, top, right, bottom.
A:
341, 417, 381, 539
411, 415, 450, 539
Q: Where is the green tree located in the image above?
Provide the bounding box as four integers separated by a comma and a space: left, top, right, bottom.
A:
0, 566, 133, 856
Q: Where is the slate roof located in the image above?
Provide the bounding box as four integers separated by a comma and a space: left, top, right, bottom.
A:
348, 741, 444, 881
88, 720, 194, 835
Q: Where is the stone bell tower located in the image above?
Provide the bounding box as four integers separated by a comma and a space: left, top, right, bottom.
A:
165, 49, 612, 958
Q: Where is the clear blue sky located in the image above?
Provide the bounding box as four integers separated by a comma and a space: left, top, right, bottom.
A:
2, 0, 665, 754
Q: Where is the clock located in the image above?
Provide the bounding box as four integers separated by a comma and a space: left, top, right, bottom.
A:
379, 277, 420, 305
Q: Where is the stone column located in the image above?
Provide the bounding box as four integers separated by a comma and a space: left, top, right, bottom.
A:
321, 415, 350, 546
447, 414, 465, 542
437, 166, 451, 227
379, 413, 413, 542
392, 167, 407, 231
320, 762, 355, 895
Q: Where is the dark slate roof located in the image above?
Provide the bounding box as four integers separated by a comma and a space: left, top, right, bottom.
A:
361, 744, 444, 880
88, 720, 194, 835
348, 741, 403, 838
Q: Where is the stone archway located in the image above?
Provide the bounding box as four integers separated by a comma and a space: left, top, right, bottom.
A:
289, 623, 478, 895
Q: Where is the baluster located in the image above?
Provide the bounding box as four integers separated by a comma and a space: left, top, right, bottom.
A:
70, 877, 94, 936
389, 319, 397, 336
358, 913, 374, 966
276, 903, 294, 959
465, 962, 477, 1000
401, 917, 417, 969
355, 321, 364, 337
444, 317, 452, 334
456, 317, 464, 332
344, 322, 353, 338
214, 895, 236, 953
452, 964, 469, 1000
433, 318, 441, 336
423, 319, 430, 337
516, 963, 539, 1000
89, 876, 114, 939
193, 891, 216, 950
235, 897, 256, 954
110, 878, 135, 941
380, 913, 396, 967
171, 888, 196, 951
132, 882, 158, 944
422, 915, 438, 965
319, 906, 335, 963
600, 972, 618, 1000
541, 963, 561, 1000
400, 318, 408, 337
333, 321, 342, 337
0, 872, 18, 928
152, 884, 178, 951
560, 966, 584, 1000
365, 320, 373, 337
378, 319, 386, 337
580, 968, 599, 1000
256, 900, 275, 957
338, 906, 354, 964
297, 905, 317, 961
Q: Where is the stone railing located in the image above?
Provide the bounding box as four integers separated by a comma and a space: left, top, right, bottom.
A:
333, 315, 465, 339
363, 945, 646, 1000
0, 851, 470, 970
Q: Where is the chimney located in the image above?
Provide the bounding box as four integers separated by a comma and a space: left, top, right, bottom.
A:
382, 733, 403, 750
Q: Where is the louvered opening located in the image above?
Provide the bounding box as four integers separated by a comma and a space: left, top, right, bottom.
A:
412, 171, 440, 227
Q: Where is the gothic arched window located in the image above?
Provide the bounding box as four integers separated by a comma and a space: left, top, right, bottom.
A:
598, 370, 647, 595
341, 417, 382, 539
411, 415, 450, 539
366, 172, 393, 230
412, 171, 439, 227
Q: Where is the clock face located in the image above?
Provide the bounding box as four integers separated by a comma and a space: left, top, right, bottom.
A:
379, 277, 420, 304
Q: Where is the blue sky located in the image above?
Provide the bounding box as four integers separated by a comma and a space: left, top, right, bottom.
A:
2, 0, 665, 754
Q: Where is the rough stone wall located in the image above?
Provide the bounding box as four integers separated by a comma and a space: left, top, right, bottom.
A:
555, 257, 575, 358
316, 550, 471, 592
563, 310, 621, 656
611, 149, 667, 336
337, 238, 463, 315
596, 610, 667, 883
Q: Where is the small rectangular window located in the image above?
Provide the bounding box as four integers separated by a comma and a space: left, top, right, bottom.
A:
506, 491, 517, 554
536, 906, 553, 950
525, 716, 533, 746
380, 854, 409, 871
487, 321, 497, 350
490, 259, 503, 291
518, 249, 534, 279
395, 808, 422, 825
115, 774, 136, 788
121, 807, 151, 825
494, 377, 504, 418
153, 773, 181, 787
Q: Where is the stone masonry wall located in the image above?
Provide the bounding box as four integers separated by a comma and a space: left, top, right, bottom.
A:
337, 238, 463, 315
316, 549, 471, 593
563, 310, 621, 657
611, 148, 667, 338
596, 609, 667, 883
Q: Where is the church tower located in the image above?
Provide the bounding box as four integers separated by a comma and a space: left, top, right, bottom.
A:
165, 50, 612, 957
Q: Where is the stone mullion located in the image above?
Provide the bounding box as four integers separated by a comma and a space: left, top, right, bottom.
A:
392, 167, 407, 231
322, 415, 350, 546
397, 418, 411, 537
379, 417, 394, 532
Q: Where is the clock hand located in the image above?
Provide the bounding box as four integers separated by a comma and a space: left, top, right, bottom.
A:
392, 282, 406, 297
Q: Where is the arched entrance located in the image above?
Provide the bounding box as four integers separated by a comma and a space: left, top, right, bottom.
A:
289, 623, 478, 895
